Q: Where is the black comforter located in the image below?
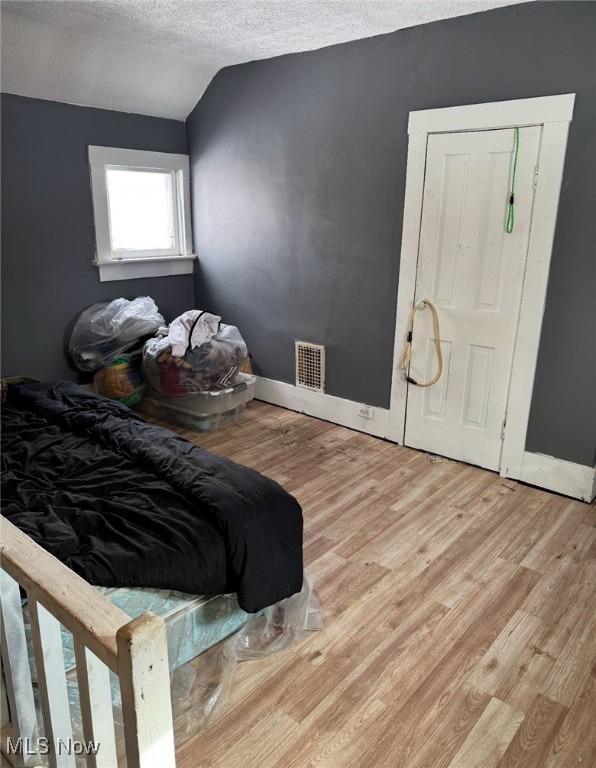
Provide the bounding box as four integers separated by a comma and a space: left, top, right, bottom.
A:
1, 382, 303, 612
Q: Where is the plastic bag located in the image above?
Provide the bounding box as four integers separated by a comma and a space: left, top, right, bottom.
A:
68, 297, 164, 372
142, 323, 248, 397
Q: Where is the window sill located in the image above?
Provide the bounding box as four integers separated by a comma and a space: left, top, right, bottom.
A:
95, 254, 196, 282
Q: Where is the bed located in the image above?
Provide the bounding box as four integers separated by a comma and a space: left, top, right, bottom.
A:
0, 381, 312, 767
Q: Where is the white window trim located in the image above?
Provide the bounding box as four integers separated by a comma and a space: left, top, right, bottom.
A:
388, 93, 576, 487
88, 146, 195, 282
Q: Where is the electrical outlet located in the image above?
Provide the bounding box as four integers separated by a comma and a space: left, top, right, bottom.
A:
358, 404, 373, 419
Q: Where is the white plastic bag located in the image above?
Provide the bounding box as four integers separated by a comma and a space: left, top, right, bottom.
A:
68, 297, 164, 371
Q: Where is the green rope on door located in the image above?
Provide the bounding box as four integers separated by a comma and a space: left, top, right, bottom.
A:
505, 127, 520, 233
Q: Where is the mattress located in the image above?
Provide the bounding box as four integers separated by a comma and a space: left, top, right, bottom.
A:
62, 586, 254, 674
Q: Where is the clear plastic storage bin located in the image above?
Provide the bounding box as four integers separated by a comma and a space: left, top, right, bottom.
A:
140, 373, 256, 433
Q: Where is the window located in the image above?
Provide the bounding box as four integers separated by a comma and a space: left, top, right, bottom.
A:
89, 146, 194, 281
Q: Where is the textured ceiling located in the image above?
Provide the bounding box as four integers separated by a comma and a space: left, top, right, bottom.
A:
1, 0, 528, 120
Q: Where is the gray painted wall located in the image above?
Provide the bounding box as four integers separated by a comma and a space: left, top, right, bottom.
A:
187, 1, 596, 467
1, 93, 195, 381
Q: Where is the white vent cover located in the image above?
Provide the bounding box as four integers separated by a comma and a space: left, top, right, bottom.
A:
295, 341, 325, 392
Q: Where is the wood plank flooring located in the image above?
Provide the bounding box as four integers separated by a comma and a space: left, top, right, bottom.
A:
158, 401, 596, 768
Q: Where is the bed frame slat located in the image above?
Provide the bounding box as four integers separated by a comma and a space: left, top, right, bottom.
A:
0, 571, 39, 768
74, 641, 118, 768
29, 598, 75, 768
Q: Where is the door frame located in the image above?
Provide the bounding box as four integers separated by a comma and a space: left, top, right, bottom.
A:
387, 93, 575, 480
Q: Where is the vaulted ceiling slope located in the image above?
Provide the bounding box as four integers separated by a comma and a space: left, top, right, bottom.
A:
2, 0, 527, 120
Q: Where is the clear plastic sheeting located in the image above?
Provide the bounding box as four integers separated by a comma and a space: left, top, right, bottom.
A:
142, 323, 248, 397
170, 574, 322, 742
68, 297, 164, 371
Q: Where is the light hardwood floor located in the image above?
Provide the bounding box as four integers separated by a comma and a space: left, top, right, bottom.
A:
164, 401, 596, 768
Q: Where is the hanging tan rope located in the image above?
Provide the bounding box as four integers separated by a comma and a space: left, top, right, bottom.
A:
400, 299, 443, 387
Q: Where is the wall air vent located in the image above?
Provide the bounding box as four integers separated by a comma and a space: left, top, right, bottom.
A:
295, 341, 325, 392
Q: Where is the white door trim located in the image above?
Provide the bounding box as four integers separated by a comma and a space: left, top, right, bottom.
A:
388, 94, 575, 483
407, 93, 574, 135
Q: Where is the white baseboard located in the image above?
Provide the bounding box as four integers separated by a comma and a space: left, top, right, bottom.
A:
511, 451, 596, 502
255, 377, 594, 503
255, 377, 390, 439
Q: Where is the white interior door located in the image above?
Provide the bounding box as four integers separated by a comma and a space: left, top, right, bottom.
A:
404, 126, 541, 470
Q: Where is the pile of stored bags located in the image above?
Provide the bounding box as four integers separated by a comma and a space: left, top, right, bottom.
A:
69, 301, 248, 401
143, 310, 248, 397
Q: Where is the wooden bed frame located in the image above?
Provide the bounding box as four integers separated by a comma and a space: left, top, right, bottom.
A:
0, 517, 177, 768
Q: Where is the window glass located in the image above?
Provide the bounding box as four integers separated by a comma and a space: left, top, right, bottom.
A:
106, 168, 176, 252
